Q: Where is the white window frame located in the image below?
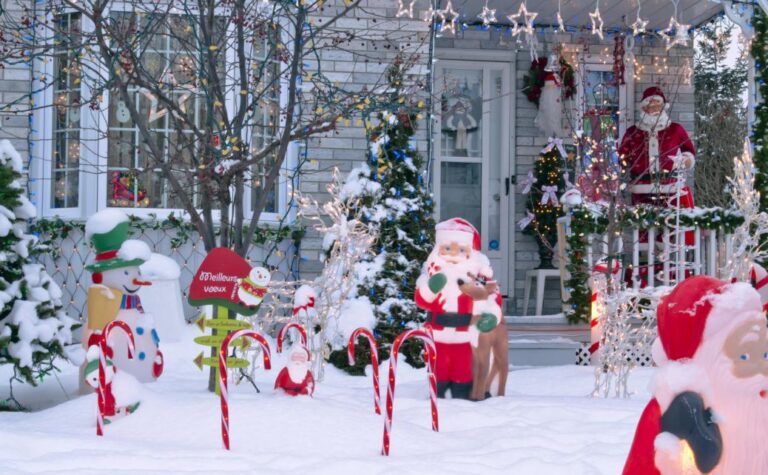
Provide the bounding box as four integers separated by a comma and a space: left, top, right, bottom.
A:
32, 5, 296, 225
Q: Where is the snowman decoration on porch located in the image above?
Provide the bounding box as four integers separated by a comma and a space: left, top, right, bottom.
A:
85, 209, 163, 383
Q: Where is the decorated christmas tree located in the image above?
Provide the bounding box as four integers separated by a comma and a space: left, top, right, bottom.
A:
521, 143, 567, 268
0, 141, 76, 405
329, 61, 435, 373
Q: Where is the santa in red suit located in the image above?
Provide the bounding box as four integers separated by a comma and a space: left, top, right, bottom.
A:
414, 218, 502, 400
623, 276, 768, 475
274, 345, 315, 397
619, 86, 695, 209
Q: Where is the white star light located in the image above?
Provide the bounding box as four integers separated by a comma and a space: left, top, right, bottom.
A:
631, 17, 648, 36
507, 2, 537, 37
440, 0, 459, 34
556, 11, 566, 33
478, 4, 496, 26
662, 17, 690, 50
422, 5, 438, 23
395, 0, 414, 18
589, 4, 604, 40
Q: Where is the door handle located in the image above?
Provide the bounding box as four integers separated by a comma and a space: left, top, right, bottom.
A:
505, 177, 510, 196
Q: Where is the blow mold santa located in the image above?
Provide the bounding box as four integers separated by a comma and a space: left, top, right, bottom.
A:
415, 218, 503, 400
84, 209, 163, 383
623, 276, 768, 475
619, 86, 695, 210
274, 345, 315, 397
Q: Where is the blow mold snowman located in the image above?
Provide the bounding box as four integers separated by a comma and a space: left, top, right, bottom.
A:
84, 209, 163, 383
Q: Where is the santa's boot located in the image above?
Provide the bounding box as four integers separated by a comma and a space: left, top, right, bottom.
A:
450, 382, 473, 400
437, 381, 451, 398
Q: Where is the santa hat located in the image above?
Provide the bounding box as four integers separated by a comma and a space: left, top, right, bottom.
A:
655, 276, 763, 362
641, 86, 666, 104
435, 218, 481, 251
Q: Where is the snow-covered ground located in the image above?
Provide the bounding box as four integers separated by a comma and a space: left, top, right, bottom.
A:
0, 325, 652, 474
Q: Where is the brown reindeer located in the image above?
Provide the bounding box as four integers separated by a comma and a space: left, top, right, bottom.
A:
458, 273, 509, 401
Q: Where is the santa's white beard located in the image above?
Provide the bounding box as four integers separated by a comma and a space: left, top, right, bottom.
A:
534, 82, 564, 138
638, 109, 670, 132
286, 361, 309, 384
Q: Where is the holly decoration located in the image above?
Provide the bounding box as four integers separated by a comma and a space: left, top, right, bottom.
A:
522, 56, 576, 106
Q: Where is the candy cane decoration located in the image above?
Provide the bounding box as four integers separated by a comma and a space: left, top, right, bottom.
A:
347, 328, 380, 415
277, 322, 308, 354
97, 320, 136, 437
219, 330, 271, 450
381, 328, 438, 456
589, 260, 621, 361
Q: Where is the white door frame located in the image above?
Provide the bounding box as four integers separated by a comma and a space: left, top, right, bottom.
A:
433, 49, 516, 298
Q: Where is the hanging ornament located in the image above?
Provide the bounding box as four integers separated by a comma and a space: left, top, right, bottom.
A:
478, 2, 496, 26
395, 0, 415, 18
508, 2, 537, 38
589, 1, 604, 40
631, 0, 649, 36
662, 1, 690, 50
555, 0, 566, 33
613, 35, 626, 86
439, 0, 459, 35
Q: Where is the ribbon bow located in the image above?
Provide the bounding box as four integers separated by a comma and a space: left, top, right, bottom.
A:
517, 211, 536, 230
520, 171, 537, 195
541, 137, 567, 158
293, 296, 316, 316
541, 185, 560, 206
563, 171, 574, 190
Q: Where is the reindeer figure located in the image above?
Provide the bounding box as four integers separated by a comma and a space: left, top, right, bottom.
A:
458, 273, 509, 400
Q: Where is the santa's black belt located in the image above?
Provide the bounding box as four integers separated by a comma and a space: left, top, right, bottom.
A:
431, 312, 472, 327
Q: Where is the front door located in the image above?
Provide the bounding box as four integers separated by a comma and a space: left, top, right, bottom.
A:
434, 60, 513, 296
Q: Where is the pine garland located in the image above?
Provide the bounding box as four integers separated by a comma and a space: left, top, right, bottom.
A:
753, 10, 768, 212
563, 204, 744, 324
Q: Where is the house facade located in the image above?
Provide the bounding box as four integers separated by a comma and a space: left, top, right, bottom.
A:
0, 0, 738, 328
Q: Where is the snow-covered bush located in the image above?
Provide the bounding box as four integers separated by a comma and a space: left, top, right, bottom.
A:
0, 140, 77, 389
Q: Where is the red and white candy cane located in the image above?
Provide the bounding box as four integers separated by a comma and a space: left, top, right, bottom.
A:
589, 259, 621, 360
750, 263, 768, 312
381, 328, 438, 456
347, 328, 380, 415
97, 320, 136, 437
219, 330, 271, 450
276, 322, 308, 353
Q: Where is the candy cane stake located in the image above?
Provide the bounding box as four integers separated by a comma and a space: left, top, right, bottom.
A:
382, 328, 438, 456
219, 330, 271, 450
276, 322, 308, 353
347, 328, 380, 415
97, 320, 136, 437
589, 260, 620, 362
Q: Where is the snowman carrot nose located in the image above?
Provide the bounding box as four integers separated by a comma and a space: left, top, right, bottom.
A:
132, 278, 152, 286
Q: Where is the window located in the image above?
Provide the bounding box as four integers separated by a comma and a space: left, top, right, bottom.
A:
51, 13, 81, 209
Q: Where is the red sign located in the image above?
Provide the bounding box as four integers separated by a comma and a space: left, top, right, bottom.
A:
188, 247, 259, 316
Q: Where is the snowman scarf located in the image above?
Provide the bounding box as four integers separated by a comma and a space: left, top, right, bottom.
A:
120, 294, 144, 312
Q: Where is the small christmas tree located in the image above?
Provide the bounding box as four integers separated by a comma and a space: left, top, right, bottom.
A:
521, 144, 567, 268
329, 61, 435, 373
0, 140, 76, 404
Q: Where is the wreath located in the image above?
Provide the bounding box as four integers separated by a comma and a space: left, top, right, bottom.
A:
522, 56, 576, 106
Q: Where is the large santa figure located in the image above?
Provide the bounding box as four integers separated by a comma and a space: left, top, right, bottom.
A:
414, 218, 502, 400
623, 276, 768, 475
619, 86, 695, 210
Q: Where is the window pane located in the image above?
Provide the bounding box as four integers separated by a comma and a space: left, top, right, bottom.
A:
583, 70, 619, 143
440, 162, 481, 231
440, 69, 483, 158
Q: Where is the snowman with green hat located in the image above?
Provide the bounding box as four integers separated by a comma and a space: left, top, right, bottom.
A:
84, 209, 163, 383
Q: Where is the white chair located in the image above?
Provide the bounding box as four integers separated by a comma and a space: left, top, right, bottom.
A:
522, 269, 561, 316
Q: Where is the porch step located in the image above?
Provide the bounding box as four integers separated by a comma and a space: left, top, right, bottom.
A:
504, 314, 589, 366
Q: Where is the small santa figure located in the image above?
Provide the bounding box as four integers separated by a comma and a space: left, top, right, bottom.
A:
619, 86, 695, 209
414, 218, 502, 400
274, 345, 315, 397
534, 54, 564, 138
623, 276, 768, 475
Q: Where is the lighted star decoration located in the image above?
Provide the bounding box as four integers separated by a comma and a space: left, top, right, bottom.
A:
440, 0, 459, 34
555, 0, 566, 32
395, 0, 415, 19
662, 17, 690, 50
631, 1, 648, 35
422, 5, 438, 23
507, 2, 537, 37
478, 3, 496, 26
589, 2, 604, 40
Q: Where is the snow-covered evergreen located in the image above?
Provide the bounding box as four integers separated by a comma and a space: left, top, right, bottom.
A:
0, 140, 76, 390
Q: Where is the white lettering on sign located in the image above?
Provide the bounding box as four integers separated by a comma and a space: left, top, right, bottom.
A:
199, 271, 239, 282
203, 286, 227, 293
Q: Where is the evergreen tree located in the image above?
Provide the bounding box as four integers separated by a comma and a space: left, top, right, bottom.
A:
523, 146, 566, 269
0, 140, 76, 404
693, 17, 748, 207
753, 11, 768, 214
328, 61, 435, 373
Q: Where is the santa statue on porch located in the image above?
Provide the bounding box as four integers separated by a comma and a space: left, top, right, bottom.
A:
619, 86, 695, 210
414, 218, 503, 400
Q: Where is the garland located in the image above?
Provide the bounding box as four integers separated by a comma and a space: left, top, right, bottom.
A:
31, 214, 297, 260
752, 10, 768, 213
563, 204, 745, 324
522, 56, 576, 106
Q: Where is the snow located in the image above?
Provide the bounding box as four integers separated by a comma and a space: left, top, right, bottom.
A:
85, 209, 129, 239
0, 139, 24, 172
0, 325, 657, 474
327, 297, 377, 346
140, 253, 181, 281
294, 284, 317, 308
118, 239, 152, 262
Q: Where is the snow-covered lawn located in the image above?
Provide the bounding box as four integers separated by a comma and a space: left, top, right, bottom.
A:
0, 326, 651, 474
